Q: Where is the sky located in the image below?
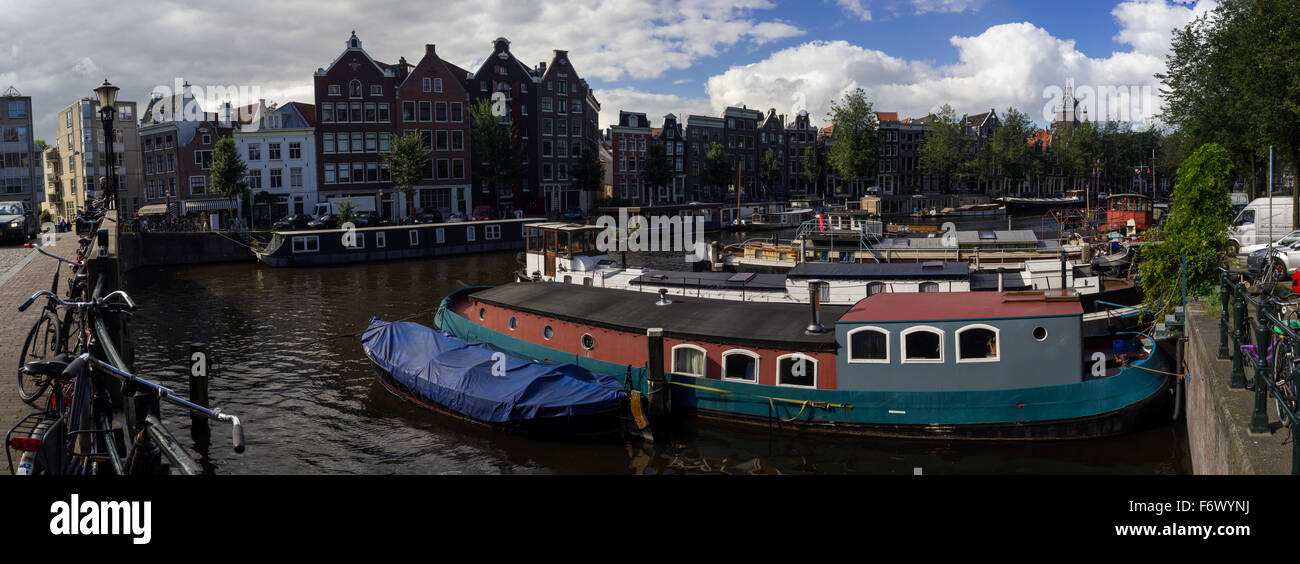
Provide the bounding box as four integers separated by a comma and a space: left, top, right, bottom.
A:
0, 0, 1218, 146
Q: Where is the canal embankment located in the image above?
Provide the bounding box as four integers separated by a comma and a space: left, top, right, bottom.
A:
1185, 299, 1293, 474
118, 231, 257, 272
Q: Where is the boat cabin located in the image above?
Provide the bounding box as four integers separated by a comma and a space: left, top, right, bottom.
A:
523, 222, 609, 282
834, 290, 1084, 392
1105, 193, 1154, 235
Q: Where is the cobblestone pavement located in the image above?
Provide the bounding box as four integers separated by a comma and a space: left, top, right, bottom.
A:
0, 233, 64, 474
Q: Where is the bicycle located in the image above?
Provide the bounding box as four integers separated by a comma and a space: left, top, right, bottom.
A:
16, 246, 90, 404
6, 290, 245, 475
1240, 295, 1300, 427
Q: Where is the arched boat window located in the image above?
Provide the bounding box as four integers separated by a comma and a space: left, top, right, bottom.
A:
901, 326, 944, 363
919, 282, 940, 293
721, 350, 759, 382
776, 354, 817, 388
478, 307, 486, 320
847, 327, 889, 363
671, 344, 706, 378
866, 282, 885, 296
956, 324, 999, 363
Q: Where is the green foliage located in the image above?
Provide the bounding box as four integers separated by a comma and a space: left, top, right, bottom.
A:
759, 148, 783, 199
469, 99, 524, 212
571, 145, 604, 198
826, 88, 879, 183
383, 131, 432, 218
209, 137, 248, 219
919, 104, 965, 193
336, 197, 358, 225
39, 208, 51, 224
702, 142, 733, 195
641, 139, 673, 201
802, 145, 823, 197
1139, 143, 1235, 317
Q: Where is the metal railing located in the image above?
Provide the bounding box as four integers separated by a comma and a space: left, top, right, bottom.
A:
1217, 266, 1300, 474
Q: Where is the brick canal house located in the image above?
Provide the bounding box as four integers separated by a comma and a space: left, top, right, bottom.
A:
786, 110, 817, 198
756, 108, 787, 201
652, 113, 686, 204
397, 44, 474, 220
608, 111, 650, 205
536, 49, 601, 215
722, 106, 761, 200
684, 114, 724, 202
138, 83, 236, 223
314, 32, 401, 220
469, 37, 540, 218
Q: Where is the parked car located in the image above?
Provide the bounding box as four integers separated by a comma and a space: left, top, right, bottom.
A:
273, 213, 314, 231
353, 211, 382, 228
445, 212, 467, 223
1247, 241, 1300, 279
308, 213, 339, 230
414, 207, 443, 224
472, 206, 493, 221
1240, 230, 1300, 257
0, 201, 36, 242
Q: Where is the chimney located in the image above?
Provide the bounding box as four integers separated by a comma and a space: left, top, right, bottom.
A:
805, 280, 828, 334
425, 44, 435, 56
538, 61, 547, 73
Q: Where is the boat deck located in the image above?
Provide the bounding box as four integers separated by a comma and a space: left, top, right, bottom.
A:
462, 282, 844, 351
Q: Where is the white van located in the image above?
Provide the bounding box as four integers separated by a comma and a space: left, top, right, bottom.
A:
1230, 197, 1294, 254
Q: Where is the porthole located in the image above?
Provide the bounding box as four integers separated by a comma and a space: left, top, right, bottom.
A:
543, 326, 554, 340
581, 333, 595, 350
1033, 327, 1048, 341
478, 307, 486, 320
508, 317, 517, 331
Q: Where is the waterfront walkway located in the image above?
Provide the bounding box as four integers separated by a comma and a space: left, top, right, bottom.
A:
0, 235, 65, 474
1186, 299, 1293, 474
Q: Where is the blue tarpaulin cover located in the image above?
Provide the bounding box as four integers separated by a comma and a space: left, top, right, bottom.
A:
361, 318, 625, 424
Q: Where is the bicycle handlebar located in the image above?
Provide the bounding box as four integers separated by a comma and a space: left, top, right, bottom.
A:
88, 357, 245, 454
18, 289, 137, 313
35, 246, 82, 266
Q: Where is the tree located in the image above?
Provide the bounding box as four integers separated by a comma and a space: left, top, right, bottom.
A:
209, 137, 248, 226
641, 139, 673, 204
920, 104, 965, 193
701, 142, 733, 201
383, 131, 431, 220
802, 145, 824, 198
469, 99, 523, 214
826, 88, 879, 190
759, 148, 783, 200
570, 145, 604, 212
1139, 143, 1235, 317
34, 139, 47, 151
335, 197, 359, 225
990, 107, 1035, 194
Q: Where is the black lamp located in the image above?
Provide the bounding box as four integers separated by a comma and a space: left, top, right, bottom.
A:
94, 79, 120, 210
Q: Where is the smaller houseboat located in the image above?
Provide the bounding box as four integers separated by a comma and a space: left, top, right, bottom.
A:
256, 217, 541, 267
1105, 193, 1155, 235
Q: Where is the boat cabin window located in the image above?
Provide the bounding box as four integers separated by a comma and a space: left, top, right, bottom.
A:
866, 282, 885, 296
545, 230, 556, 252
901, 327, 944, 363
847, 327, 889, 363
721, 350, 759, 382
527, 227, 542, 251
956, 325, 999, 363
543, 326, 554, 340
919, 282, 940, 293
671, 345, 706, 378
776, 354, 817, 387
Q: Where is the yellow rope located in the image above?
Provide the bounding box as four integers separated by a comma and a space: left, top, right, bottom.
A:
668, 380, 850, 412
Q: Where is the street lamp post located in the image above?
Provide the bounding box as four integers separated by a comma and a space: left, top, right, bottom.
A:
94, 79, 120, 212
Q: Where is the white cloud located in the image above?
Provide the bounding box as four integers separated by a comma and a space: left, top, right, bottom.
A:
910, 0, 982, 14
835, 0, 873, 21
706, 0, 1215, 127
5, 0, 802, 142
592, 87, 714, 131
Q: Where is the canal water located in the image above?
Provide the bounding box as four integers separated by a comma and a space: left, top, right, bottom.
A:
124, 215, 1190, 475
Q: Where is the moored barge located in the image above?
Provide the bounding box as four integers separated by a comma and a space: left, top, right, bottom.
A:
256, 217, 543, 267
436, 283, 1173, 439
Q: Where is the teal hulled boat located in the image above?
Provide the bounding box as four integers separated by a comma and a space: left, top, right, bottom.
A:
435, 283, 1173, 439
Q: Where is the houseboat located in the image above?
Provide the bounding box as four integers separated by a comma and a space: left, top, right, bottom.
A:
997, 190, 1085, 212
1105, 193, 1155, 235
255, 217, 541, 267
436, 283, 1173, 439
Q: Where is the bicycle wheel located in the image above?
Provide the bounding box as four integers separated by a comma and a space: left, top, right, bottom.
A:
1274, 347, 1299, 427
17, 309, 62, 405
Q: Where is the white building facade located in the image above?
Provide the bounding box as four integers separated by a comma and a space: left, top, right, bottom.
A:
235, 102, 318, 219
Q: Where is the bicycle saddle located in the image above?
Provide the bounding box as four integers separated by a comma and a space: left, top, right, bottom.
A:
21, 353, 74, 378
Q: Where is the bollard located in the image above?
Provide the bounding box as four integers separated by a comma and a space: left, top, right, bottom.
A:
1218, 272, 1230, 359
1231, 286, 1248, 389
189, 343, 211, 446
1250, 301, 1272, 434
645, 328, 670, 442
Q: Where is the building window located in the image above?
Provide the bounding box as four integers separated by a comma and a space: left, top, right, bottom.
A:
435, 102, 447, 122
379, 132, 391, 152
403, 101, 416, 122
466, 226, 475, 241
450, 102, 462, 122
419, 101, 431, 122
919, 282, 940, 292
268, 143, 281, 160
434, 78, 443, 93
189, 175, 206, 194
776, 354, 817, 388
364, 103, 376, 122
901, 326, 944, 363
721, 350, 759, 382
349, 80, 362, 98
248, 170, 263, 189
378, 103, 390, 122
289, 142, 301, 159
422, 78, 431, 92
324, 164, 336, 184
270, 169, 283, 188
847, 327, 890, 363
671, 345, 706, 378
290, 168, 303, 188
